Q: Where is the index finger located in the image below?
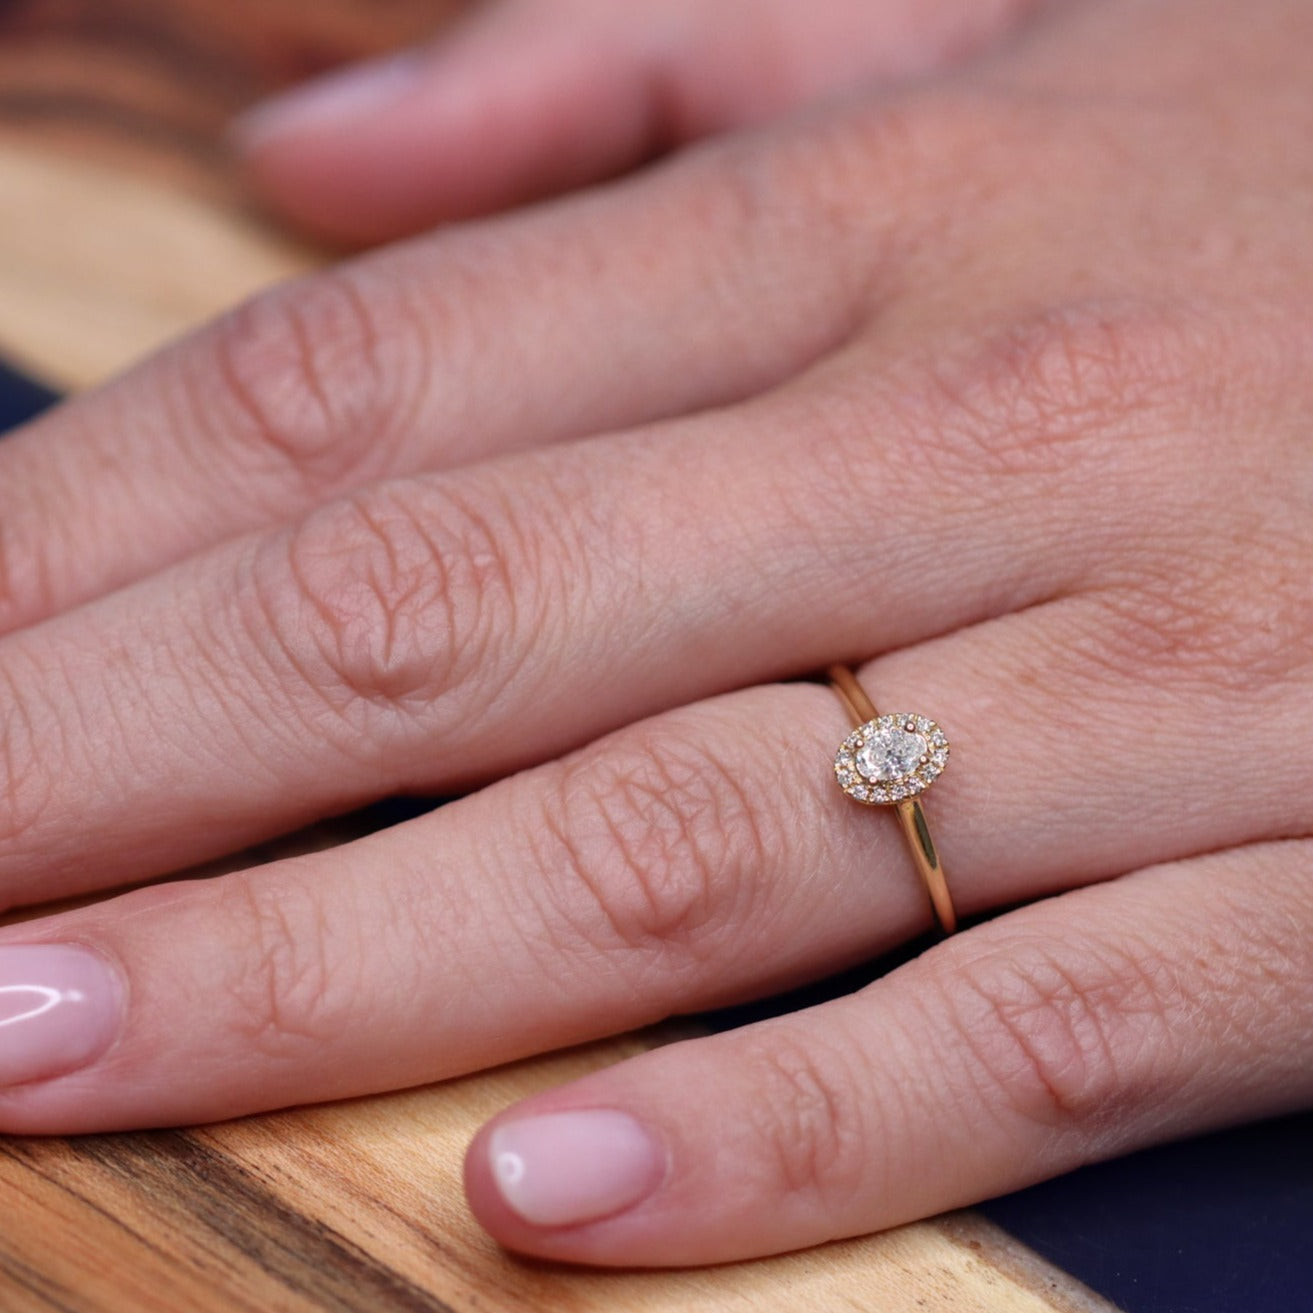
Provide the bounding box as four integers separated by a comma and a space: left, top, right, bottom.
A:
0, 132, 877, 635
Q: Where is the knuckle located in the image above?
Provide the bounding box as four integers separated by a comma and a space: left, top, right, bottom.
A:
944, 934, 1184, 1131
738, 1026, 870, 1212
195, 269, 421, 501
533, 722, 774, 967
217, 871, 344, 1054
928, 298, 1313, 693
248, 478, 527, 731
804, 301, 1216, 568
914, 302, 1201, 483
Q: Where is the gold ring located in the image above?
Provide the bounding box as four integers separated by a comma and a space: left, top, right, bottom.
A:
828, 664, 957, 935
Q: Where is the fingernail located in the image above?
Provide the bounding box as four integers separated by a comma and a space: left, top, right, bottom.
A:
230, 51, 427, 150
0, 945, 124, 1088
489, 1110, 665, 1228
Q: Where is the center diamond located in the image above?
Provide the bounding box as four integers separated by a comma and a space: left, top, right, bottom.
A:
855, 727, 927, 783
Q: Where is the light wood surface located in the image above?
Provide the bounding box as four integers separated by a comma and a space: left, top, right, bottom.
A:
0, 139, 313, 389
0, 4, 1118, 1309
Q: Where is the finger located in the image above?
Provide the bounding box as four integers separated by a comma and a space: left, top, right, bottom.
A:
0, 311, 1182, 911
0, 132, 867, 637
233, 0, 1034, 245
0, 581, 1302, 1131
463, 839, 1313, 1266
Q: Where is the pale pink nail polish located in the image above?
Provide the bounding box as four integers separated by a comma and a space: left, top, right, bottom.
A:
489, 1110, 665, 1228
230, 52, 427, 149
0, 945, 124, 1088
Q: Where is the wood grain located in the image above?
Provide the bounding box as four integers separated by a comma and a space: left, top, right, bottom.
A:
0, 4, 1120, 1309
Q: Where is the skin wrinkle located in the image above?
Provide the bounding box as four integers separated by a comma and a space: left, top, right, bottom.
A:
217, 870, 339, 1059
456, 796, 592, 1016
246, 530, 381, 748
207, 296, 337, 488
736, 1022, 870, 1218
514, 808, 624, 1001
939, 891, 1236, 1128
521, 783, 681, 1012
537, 740, 730, 969
1080, 539, 1313, 693
1195, 859, 1313, 1067
0, 660, 48, 862
202, 270, 413, 502
515, 700, 790, 1004
175, 583, 307, 791
265, 489, 467, 738
342, 235, 518, 450
424, 471, 550, 733
350, 495, 422, 689
169, 539, 368, 792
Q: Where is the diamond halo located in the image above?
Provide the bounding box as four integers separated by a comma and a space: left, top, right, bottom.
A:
834, 713, 949, 806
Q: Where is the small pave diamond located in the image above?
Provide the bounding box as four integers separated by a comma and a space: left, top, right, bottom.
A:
834, 712, 949, 807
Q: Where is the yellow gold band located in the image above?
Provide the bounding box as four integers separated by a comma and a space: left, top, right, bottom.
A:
828, 664, 957, 935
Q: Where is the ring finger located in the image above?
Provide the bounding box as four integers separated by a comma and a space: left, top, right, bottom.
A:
0, 589, 1304, 1131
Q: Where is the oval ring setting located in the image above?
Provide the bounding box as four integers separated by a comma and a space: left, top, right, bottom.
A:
833, 714, 949, 806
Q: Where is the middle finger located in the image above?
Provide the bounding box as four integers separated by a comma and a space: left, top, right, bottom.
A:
0, 335, 1162, 911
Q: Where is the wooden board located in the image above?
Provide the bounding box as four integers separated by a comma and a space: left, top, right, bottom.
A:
0, 4, 1120, 1308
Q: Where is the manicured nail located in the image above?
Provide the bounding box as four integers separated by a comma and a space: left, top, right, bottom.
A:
0, 945, 124, 1088
489, 1110, 665, 1228
230, 51, 427, 150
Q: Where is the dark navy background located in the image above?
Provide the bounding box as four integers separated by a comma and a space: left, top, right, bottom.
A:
0, 359, 58, 424
2, 355, 1310, 1313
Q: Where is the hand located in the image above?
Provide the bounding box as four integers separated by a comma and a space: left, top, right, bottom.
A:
2, 0, 1312, 1270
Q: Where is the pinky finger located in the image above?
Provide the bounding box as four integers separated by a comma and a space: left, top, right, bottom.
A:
465, 841, 1313, 1266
